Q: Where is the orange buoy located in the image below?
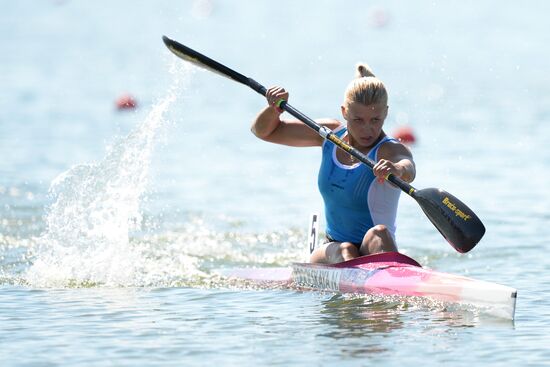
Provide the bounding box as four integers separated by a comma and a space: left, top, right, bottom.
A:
116, 94, 137, 110
392, 125, 416, 145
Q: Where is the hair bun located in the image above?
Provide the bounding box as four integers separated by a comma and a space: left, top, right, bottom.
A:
356, 63, 376, 78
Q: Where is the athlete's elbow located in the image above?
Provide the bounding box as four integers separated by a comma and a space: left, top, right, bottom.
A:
251, 126, 271, 140
402, 167, 416, 183
395, 161, 415, 183
403, 172, 415, 183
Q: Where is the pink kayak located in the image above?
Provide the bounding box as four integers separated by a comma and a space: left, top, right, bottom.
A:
223, 252, 517, 320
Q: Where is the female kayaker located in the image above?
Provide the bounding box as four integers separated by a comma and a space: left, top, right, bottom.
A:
251, 63, 415, 264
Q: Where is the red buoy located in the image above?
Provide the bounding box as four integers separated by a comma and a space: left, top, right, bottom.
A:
116, 94, 137, 110
392, 125, 416, 145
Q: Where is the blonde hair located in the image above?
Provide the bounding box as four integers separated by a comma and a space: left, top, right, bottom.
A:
344, 63, 388, 107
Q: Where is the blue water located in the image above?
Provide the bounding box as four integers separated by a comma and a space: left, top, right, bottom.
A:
2, 1, 550, 366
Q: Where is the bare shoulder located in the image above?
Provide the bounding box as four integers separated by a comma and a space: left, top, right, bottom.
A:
378, 138, 414, 161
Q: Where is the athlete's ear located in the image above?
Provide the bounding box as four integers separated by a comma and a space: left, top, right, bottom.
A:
341, 105, 348, 120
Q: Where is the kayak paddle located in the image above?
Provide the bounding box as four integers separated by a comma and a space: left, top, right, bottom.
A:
161, 35, 485, 253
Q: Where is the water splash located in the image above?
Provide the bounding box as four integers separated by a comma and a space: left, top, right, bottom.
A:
24, 62, 192, 287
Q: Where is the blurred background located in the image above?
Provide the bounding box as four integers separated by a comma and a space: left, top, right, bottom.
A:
1, 1, 549, 365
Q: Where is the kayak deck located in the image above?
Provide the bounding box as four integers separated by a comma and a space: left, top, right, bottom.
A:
222, 252, 517, 320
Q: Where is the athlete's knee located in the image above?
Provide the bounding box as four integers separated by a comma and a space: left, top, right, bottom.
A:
340, 242, 359, 254
371, 224, 390, 236
334, 242, 359, 262
361, 225, 397, 254
309, 245, 327, 264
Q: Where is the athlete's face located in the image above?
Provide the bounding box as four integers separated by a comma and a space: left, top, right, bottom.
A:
341, 102, 388, 148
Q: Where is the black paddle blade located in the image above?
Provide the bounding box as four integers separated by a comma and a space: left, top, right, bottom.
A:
412, 188, 485, 253
162, 36, 236, 79
162, 36, 260, 90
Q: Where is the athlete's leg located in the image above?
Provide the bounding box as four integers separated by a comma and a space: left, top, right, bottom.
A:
310, 241, 360, 264
359, 224, 398, 255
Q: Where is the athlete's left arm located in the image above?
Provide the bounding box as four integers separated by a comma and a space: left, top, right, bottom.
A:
373, 142, 416, 183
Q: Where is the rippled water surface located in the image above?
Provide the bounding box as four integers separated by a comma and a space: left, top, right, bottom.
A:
1, 1, 550, 366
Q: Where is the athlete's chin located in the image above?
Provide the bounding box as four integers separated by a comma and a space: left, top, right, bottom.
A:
359, 137, 375, 147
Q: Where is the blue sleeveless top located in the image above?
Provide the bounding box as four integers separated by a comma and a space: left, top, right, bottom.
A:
318, 126, 401, 244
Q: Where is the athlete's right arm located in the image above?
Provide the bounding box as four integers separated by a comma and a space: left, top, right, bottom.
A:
251, 86, 339, 147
